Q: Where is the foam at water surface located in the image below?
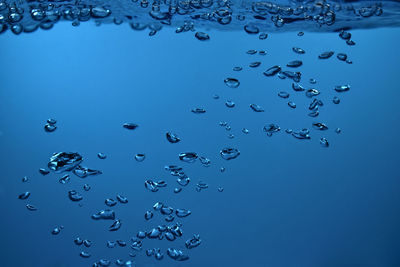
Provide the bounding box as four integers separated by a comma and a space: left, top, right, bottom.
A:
1, 0, 400, 35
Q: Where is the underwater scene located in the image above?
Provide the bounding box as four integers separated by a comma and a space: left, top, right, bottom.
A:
0, 0, 400, 266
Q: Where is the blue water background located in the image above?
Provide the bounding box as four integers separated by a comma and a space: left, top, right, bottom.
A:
0, 23, 399, 266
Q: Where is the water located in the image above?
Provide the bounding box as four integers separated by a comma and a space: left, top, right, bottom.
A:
1, 0, 400, 266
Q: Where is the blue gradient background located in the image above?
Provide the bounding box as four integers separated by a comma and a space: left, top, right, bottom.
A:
0, 23, 399, 266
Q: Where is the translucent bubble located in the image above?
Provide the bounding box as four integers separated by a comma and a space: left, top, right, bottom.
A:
337, 53, 348, 61
116, 194, 128, 203
91, 209, 115, 220
225, 100, 235, 108
249, 62, 261, 68
175, 208, 191, 217
145, 180, 159, 192
308, 111, 319, 117
73, 166, 102, 178
306, 89, 320, 98
339, 30, 351, 40
259, 33, 268, 40
346, 40, 356, 46
244, 25, 259, 34
80, 251, 91, 258
220, 148, 240, 160
48, 152, 83, 172
59, 174, 70, 184
191, 108, 206, 114
278, 91, 289, 98
83, 184, 91, 191
185, 234, 201, 249
313, 122, 329, 130
263, 65, 281, 76
91, 6, 111, 18
292, 83, 305, 92
195, 31, 210, 41
318, 51, 334, 59
292, 47, 305, 54
320, 138, 329, 147
68, 190, 83, 202
105, 198, 117, 207
287, 60, 302, 68
135, 153, 146, 162
333, 96, 340, 104
18, 192, 30, 200
263, 124, 280, 137
26, 204, 37, 211
123, 123, 138, 130
109, 219, 121, 231
179, 152, 198, 163
334, 85, 350, 92
74, 237, 83, 246
97, 153, 106, 159
44, 123, 57, 132
250, 104, 264, 112
288, 101, 296, 109
166, 132, 181, 143
224, 78, 240, 88
83, 239, 92, 247
174, 187, 182, 193
167, 248, 189, 261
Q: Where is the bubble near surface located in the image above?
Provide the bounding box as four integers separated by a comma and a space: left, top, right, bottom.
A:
195, 31, 210, 41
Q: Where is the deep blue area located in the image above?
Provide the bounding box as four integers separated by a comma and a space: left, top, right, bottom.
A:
0, 23, 400, 266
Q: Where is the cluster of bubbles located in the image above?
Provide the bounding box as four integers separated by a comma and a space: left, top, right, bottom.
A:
10, 0, 394, 264
18, 27, 355, 262
0, 0, 396, 37
20, 149, 205, 265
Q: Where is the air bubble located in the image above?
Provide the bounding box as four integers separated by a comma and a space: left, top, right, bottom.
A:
292, 47, 305, 54
224, 78, 240, 88
109, 219, 121, 231
334, 85, 350, 92
250, 104, 264, 112
225, 100, 235, 108
135, 153, 146, 162
18, 192, 30, 200
263, 65, 281, 77
179, 152, 198, 163
278, 91, 289, 98
220, 148, 240, 160
195, 31, 210, 41
288, 101, 296, 109
191, 108, 206, 114
333, 97, 340, 104
244, 25, 259, 34
320, 138, 329, 147
97, 153, 106, 159
249, 62, 261, 68
318, 51, 334, 59
123, 123, 138, 130
287, 60, 302, 68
